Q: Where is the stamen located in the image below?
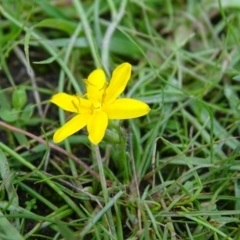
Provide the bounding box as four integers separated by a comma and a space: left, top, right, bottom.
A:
100, 81, 108, 91
71, 96, 81, 113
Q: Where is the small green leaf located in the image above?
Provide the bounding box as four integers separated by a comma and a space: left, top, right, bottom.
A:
0, 108, 19, 122
14, 131, 29, 147
109, 31, 141, 57
20, 104, 34, 121
12, 87, 27, 110
35, 18, 77, 34
32, 0, 68, 19
24, 28, 32, 72
233, 75, 240, 81
218, 0, 240, 8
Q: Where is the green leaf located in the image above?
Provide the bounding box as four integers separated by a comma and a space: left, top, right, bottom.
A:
0, 87, 11, 110
32, 0, 69, 19
12, 87, 27, 110
55, 220, 78, 240
33, 37, 88, 48
35, 18, 77, 34
109, 31, 141, 57
0, 210, 24, 240
13, 131, 29, 148
20, 104, 34, 121
0, 108, 19, 122
233, 75, 240, 81
24, 28, 32, 73
218, 0, 240, 8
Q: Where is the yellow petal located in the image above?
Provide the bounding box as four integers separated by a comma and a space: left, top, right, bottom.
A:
53, 113, 91, 143
103, 98, 150, 119
77, 97, 93, 112
51, 93, 79, 112
103, 63, 131, 105
51, 93, 92, 113
87, 69, 106, 90
85, 69, 107, 107
87, 110, 108, 145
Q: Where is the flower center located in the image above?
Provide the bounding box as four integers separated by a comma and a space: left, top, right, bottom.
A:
91, 103, 102, 114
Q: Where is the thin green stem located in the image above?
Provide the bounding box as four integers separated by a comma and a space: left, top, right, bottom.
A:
58, 21, 83, 181
101, 0, 127, 74
0, 149, 19, 230
72, 0, 102, 69
79, 190, 124, 238
119, 129, 130, 184
0, 4, 81, 94
94, 145, 108, 202
94, 144, 116, 238
0, 210, 24, 240
0, 142, 85, 218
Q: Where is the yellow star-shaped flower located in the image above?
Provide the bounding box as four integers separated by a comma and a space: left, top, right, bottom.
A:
51, 63, 150, 145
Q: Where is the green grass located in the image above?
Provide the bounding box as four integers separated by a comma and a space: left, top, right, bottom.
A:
1, 0, 240, 239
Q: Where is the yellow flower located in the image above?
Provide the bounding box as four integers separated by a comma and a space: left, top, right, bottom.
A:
51, 63, 150, 145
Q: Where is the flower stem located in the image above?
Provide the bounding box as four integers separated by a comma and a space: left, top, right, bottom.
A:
119, 132, 130, 184
94, 144, 116, 237
94, 145, 108, 201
